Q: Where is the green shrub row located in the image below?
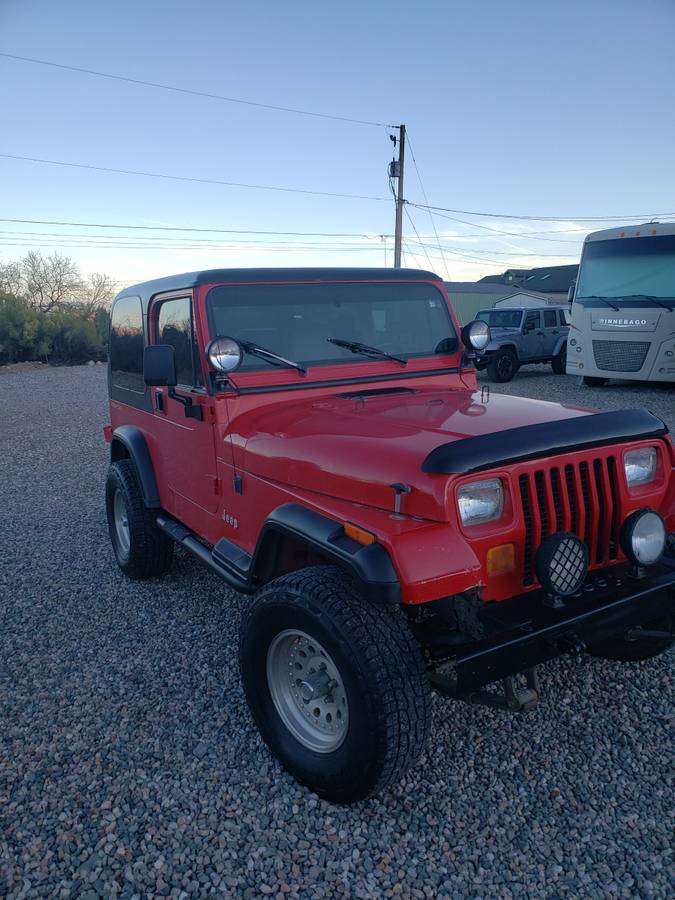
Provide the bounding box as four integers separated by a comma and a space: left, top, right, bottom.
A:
0, 293, 110, 365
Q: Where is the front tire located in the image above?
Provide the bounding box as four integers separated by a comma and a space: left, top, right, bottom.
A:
105, 459, 174, 579
239, 566, 431, 803
551, 345, 567, 375
583, 376, 608, 387
588, 615, 673, 662
487, 349, 518, 383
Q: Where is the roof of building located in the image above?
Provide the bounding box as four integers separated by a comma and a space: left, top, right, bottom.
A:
443, 281, 521, 295
479, 264, 578, 293
117, 267, 440, 304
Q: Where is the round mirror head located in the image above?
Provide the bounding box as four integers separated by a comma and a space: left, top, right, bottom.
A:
207, 337, 243, 373
464, 319, 491, 351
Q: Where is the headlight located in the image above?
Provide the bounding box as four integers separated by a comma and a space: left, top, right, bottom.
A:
457, 478, 503, 526
624, 447, 657, 487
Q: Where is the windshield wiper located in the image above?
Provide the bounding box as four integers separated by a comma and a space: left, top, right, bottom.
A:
619, 294, 673, 311
577, 295, 621, 311
238, 339, 307, 375
327, 338, 407, 366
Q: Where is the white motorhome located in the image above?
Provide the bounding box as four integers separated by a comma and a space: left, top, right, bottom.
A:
567, 222, 675, 385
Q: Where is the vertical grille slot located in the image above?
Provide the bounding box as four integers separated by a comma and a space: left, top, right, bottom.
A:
564, 464, 578, 534
519, 474, 534, 586
550, 468, 563, 532
534, 471, 548, 536
593, 459, 608, 564
579, 462, 592, 551
607, 456, 620, 559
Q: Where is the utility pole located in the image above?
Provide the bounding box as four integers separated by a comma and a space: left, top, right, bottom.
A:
392, 124, 406, 267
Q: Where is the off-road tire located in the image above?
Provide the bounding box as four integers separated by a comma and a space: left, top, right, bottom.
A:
583, 376, 608, 387
588, 615, 673, 662
105, 459, 174, 579
551, 345, 567, 375
239, 566, 431, 803
487, 349, 518, 383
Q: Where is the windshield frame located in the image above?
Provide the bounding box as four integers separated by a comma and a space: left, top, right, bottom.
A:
204, 278, 460, 376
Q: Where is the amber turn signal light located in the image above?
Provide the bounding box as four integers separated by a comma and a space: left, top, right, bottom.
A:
487, 543, 515, 575
344, 523, 376, 545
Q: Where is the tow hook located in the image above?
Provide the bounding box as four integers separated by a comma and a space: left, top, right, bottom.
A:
559, 635, 587, 662
463, 667, 541, 713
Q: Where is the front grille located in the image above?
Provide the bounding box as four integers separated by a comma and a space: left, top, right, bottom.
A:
518, 454, 619, 587
592, 340, 649, 372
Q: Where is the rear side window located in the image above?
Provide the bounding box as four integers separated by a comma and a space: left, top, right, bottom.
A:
110, 296, 145, 392
559, 309, 568, 325
543, 310, 557, 327
156, 297, 203, 387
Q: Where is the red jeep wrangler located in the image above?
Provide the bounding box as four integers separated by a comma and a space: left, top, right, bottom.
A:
104, 268, 675, 803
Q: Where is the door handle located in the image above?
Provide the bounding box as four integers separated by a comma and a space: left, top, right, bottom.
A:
552, 329, 559, 334
536, 331, 544, 336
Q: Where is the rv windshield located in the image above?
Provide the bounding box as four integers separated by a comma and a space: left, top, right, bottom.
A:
476, 309, 523, 328
577, 234, 675, 300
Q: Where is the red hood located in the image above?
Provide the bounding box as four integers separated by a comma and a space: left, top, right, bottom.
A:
232, 387, 594, 520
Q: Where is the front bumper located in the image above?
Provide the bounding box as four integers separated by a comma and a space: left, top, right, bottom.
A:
427, 558, 675, 696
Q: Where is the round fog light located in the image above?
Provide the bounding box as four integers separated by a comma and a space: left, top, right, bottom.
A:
535, 532, 588, 596
620, 509, 666, 566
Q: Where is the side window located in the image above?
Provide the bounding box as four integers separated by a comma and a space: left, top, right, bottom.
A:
543, 310, 557, 327
110, 296, 145, 392
559, 309, 569, 326
524, 311, 540, 331
156, 297, 202, 387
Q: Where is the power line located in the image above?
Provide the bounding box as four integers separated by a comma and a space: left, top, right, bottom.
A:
412, 205, 590, 243
403, 205, 436, 273
0, 153, 390, 202
0, 51, 391, 128
0, 217, 376, 237
407, 200, 675, 222
405, 133, 450, 279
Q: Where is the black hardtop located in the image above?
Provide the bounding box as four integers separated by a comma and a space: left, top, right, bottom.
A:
116, 267, 440, 308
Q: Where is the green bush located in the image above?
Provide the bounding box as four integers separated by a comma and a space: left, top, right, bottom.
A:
0, 292, 108, 365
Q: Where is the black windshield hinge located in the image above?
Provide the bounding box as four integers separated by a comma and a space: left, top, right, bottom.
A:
168, 388, 203, 421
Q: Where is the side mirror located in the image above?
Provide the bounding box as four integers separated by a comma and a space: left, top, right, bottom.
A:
461, 319, 491, 353
143, 344, 177, 387
567, 281, 576, 304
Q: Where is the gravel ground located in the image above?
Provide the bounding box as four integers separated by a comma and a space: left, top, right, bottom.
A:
1, 365, 673, 899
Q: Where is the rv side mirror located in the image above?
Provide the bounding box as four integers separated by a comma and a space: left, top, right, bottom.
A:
143, 344, 177, 387
567, 281, 576, 304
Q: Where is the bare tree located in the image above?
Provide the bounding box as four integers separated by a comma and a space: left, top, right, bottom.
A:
21, 251, 83, 312
0, 261, 23, 297
74, 272, 118, 318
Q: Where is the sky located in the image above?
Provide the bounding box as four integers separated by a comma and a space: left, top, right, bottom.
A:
1, 0, 675, 288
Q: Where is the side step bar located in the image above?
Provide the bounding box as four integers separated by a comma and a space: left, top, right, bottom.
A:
156, 515, 255, 594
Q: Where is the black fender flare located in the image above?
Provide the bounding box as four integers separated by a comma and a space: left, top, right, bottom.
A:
110, 425, 161, 508
252, 504, 401, 602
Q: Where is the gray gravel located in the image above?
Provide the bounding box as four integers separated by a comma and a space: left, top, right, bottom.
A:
1, 364, 673, 899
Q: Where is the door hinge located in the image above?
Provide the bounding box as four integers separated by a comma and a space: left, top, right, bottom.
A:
233, 474, 243, 494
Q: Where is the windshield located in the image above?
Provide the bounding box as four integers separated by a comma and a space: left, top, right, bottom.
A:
577, 234, 675, 300
476, 309, 523, 328
206, 281, 457, 371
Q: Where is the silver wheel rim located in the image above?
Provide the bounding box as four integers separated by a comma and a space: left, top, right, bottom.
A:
266, 629, 349, 753
113, 489, 130, 556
